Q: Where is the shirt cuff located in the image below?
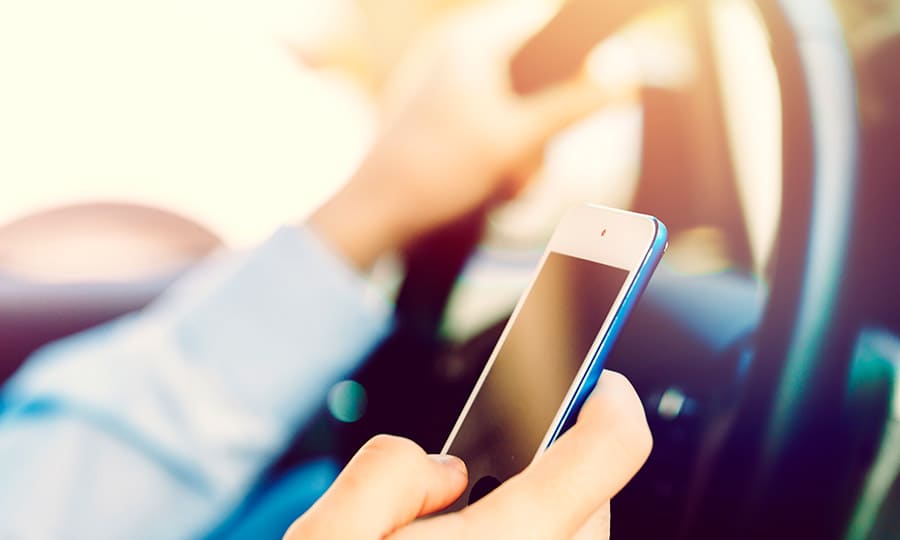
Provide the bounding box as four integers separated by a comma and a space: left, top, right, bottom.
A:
167, 226, 394, 425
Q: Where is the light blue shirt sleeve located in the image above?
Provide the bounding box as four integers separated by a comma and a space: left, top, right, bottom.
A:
0, 226, 393, 540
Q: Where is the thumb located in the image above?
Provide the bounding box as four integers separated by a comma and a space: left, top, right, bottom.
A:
284, 435, 468, 540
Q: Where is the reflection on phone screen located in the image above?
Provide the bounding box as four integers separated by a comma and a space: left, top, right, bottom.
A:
447, 253, 628, 504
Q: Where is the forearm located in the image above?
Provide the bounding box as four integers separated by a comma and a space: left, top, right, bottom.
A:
0, 226, 392, 539
309, 132, 433, 269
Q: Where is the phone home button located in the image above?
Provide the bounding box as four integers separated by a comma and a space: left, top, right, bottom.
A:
469, 476, 502, 505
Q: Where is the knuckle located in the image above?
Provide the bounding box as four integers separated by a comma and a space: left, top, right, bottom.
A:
585, 371, 640, 421
336, 435, 429, 504
361, 434, 426, 464
584, 371, 653, 465
616, 411, 653, 466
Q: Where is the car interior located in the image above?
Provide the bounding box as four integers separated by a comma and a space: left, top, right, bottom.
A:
2, 0, 899, 538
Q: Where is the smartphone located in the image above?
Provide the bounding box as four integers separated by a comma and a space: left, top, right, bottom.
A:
441, 204, 666, 509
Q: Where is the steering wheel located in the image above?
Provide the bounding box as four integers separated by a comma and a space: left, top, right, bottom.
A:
339, 1, 867, 539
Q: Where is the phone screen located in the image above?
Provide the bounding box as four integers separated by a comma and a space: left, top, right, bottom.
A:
447, 252, 629, 498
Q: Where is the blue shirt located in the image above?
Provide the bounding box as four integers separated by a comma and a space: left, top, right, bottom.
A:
0, 227, 392, 539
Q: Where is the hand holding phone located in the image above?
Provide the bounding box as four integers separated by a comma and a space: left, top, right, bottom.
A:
287, 369, 652, 539
442, 204, 666, 509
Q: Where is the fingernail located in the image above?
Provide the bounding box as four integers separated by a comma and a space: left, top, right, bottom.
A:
430, 454, 467, 476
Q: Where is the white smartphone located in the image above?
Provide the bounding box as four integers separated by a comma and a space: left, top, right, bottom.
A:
441, 204, 667, 509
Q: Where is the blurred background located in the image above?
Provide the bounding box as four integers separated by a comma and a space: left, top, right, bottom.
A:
2, 0, 900, 538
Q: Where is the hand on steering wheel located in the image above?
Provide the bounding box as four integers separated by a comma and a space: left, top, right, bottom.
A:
309, 3, 624, 270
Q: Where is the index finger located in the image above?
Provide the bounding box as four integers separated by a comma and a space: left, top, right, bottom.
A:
392, 370, 651, 540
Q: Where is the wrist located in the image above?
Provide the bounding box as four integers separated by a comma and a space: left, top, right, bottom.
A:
309, 156, 417, 269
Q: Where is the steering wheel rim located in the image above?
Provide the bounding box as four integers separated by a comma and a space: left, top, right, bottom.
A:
687, 0, 861, 536
756, 0, 860, 472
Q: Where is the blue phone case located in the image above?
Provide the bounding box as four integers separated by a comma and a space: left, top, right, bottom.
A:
546, 217, 668, 444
